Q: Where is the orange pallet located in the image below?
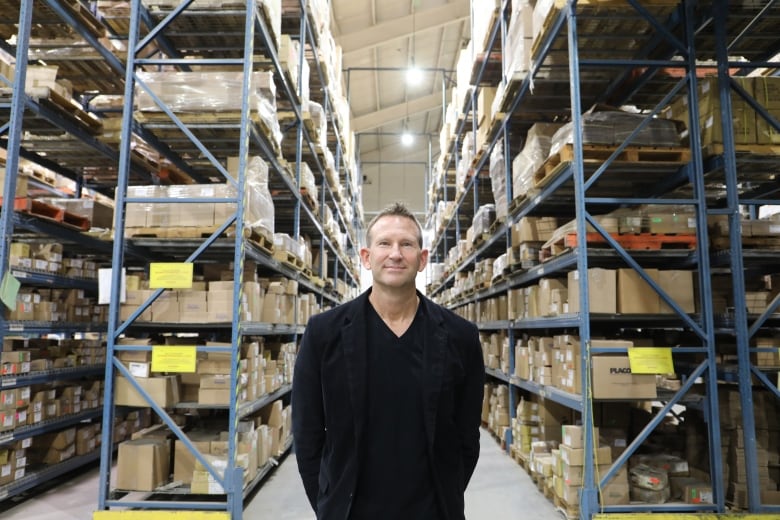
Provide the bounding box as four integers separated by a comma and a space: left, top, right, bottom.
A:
1, 197, 65, 222
562, 231, 697, 250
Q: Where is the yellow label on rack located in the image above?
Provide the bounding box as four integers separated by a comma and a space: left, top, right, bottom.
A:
151, 346, 197, 373
627, 347, 673, 374
149, 262, 193, 289
94, 512, 230, 519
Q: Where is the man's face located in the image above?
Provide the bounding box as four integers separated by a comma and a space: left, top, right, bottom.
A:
360, 215, 428, 290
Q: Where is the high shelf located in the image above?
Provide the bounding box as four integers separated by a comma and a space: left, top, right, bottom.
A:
427, 1, 780, 519
95, 1, 359, 519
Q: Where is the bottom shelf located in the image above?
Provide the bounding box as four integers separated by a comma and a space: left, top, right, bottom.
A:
106, 436, 293, 510
0, 449, 103, 501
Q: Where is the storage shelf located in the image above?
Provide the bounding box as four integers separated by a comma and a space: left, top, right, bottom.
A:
126, 322, 305, 336
0, 365, 104, 388
1, 321, 107, 334
9, 267, 98, 291
0, 449, 102, 502
173, 384, 291, 420
0, 408, 102, 446
485, 367, 510, 383
509, 376, 583, 412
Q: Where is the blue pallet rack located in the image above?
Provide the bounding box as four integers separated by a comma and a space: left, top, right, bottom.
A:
95, 1, 359, 519
0, 1, 129, 502
427, 1, 780, 519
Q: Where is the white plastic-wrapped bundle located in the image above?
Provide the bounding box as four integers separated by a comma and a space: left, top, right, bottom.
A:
489, 141, 507, 219
242, 156, 274, 234
512, 122, 561, 199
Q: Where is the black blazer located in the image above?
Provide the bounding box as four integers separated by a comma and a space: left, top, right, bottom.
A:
292, 289, 485, 520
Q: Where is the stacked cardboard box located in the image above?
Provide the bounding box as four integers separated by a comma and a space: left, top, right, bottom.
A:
512, 397, 540, 456
0, 439, 30, 486
487, 385, 511, 439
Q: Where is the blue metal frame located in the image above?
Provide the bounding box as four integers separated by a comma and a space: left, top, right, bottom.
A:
93, 0, 357, 517
429, 1, 741, 517
710, 0, 780, 513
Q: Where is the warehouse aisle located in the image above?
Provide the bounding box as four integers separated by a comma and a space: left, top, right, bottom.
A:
0, 428, 560, 519
245, 427, 561, 519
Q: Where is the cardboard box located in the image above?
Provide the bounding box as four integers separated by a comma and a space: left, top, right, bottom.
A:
591, 356, 657, 400
561, 425, 599, 449
647, 212, 696, 234
116, 438, 170, 491
658, 270, 695, 314
198, 388, 231, 406
173, 437, 212, 484
560, 444, 612, 467
568, 269, 616, 314
617, 268, 660, 314
114, 375, 180, 408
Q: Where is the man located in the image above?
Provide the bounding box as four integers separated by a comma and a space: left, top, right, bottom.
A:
292, 202, 485, 520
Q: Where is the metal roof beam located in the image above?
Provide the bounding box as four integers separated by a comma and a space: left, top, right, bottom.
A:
352, 92, 443, 132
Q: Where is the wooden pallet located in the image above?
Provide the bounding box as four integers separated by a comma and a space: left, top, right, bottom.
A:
711, 235, 780, 250
248, 228, 274, 255
125, 224, 236, 239
553, 495, 579, 520
542, 231, 697, 259
703, 143, 780, 158
534, 143, 691, 188
272, 250, 306, 271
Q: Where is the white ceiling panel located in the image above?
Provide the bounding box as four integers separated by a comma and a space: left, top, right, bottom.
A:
331, 0, 471, 212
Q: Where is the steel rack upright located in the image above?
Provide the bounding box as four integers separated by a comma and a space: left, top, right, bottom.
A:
702, 0, 780, 514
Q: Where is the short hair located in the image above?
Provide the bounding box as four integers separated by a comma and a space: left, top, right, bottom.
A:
364, 202, 423, 248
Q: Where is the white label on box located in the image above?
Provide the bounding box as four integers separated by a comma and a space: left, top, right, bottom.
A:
128, 362, 150, 378
21, 438, 31, 449
688, 218, 696, 228
10, 270, 27, 279
14, 468, 24, 479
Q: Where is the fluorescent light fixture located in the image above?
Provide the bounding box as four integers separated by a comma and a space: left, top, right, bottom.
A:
401, 131, 414, 146
406, 65, 423, 85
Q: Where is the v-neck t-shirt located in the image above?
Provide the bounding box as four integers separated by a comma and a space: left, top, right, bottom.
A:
348, 301, 440, 520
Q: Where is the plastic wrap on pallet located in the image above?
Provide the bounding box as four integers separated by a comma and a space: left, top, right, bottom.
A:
512, 122, 561, 200
549, 107, 681, 157
136, 71, 273, 112
243, 156, 274, 234
473, 204, 496, 237
308, 101, 328, 149
492, 253, 508, 280
489, 140, 507, 219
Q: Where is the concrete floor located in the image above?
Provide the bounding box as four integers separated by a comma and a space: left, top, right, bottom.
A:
0, 429, 561, 519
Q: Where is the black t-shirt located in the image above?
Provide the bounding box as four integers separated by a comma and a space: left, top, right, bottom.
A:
348, 302, 441, 520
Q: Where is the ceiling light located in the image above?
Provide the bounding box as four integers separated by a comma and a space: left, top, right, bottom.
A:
401, 131, 414, 146
406, 65, 423, 85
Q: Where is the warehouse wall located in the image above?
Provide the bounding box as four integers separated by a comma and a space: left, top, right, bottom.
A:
361, 162, 426, 214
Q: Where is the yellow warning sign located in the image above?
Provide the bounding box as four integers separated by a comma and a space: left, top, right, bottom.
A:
627, 347, 674, 374
151, 346, 197, 373
149, 263, 193, 289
